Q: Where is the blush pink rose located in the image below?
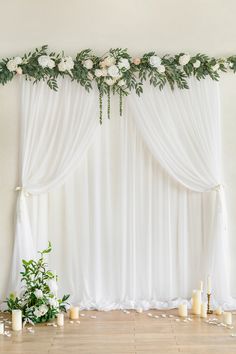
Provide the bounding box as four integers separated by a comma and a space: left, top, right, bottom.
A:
133, 57, 141, 65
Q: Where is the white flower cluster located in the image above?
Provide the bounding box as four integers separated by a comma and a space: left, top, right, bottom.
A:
93, 55, 130, 87
83, 59, 93, 70
179, 54, 191, 66
58, 56, 74, 72
193, 59, 201, 68
38, 55, 55, 69
149, 55, 165, 73
34, 304, 48, 318
32, 279, 59, 318
6, 56, 23, 74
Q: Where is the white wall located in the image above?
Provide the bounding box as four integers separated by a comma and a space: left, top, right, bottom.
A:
0, 0, 236, 298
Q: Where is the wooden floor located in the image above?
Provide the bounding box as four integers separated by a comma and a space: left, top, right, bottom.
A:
1, 309, 236, 354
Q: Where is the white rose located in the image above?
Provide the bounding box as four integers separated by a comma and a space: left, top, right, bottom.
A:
179, 54, 191, 66
58, 60, 67, 72
48, 298, 59, 308
47, 279, 58, 295
117, 79, 126, 87
34, 289, 43, 299
212, 63, 219, 72
95, 69, 103, 77
101, 68, 107, 77
14, 56, 22, 65
83, 59, 93, 70
149, 55, 161, 68
118, 58, 130, 70
223, 61, 230, 70
108, 65, 120, 78
65, 56, 74, 70
39, 304, 48, 316
58, 57, 74, 71
48, 59, 55, 69
65, 58, 72, 69
157, 64, 165, 73
105, 78, 115, 86
6, 59, 18, 72
34, 308, 41, 318
38, 55, 51, 68
104, 56, 116, 67
193, 59, 201, 68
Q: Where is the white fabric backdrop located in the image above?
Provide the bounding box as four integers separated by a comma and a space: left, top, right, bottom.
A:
9, 78, 99, 292
8, 77, 234, 309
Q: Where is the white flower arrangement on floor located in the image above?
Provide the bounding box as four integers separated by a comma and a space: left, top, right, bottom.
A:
5, 242, 70, 324
1, 45, 236, 123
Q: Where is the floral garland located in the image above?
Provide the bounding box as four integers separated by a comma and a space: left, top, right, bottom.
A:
1, 45, 236, 123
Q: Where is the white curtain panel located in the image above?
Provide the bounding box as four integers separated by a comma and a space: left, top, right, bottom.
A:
9, 78, 99, 291
8, 77, 234, 309
129, 77, 230, 304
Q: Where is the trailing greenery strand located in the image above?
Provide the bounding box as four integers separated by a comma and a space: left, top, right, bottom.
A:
119, 90, 123, 117
99, 89, 103, 125
107, 86, 111, 119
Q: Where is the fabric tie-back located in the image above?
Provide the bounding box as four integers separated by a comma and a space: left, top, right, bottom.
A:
7, 76, 233, 308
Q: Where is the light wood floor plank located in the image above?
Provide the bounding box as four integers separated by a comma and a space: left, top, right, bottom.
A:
0, 310, 236, 354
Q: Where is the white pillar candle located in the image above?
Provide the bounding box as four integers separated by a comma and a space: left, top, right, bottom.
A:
136, 308, 143, 313
178, 303, 188, 317
215, 306, 222, 315
223, 311, 232, 325
12, 309, 22, 331
69, 306, 79, 320
199, 281, 203, 293
207, 275, 211, 294
200, 302, 207, 318
0, 322, 4, 334
57, 313, 64, 327
192, 290, 201, 315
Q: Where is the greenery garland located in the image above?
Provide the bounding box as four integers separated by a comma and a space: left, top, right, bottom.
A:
1, 45, 236, 123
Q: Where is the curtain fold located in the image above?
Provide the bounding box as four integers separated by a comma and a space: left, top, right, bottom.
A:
128, 78, 221, 192
8, 78, 99, 292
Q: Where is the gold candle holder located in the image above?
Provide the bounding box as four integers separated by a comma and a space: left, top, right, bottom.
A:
207, 293, 213, 314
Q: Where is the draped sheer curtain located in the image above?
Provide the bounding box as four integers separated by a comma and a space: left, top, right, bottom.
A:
129, 78, 230, 304
9, 76, 233, 309
9, 78, 99, 291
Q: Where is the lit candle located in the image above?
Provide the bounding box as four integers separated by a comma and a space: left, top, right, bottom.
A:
69, 306, 79, 320
192, 290, 201, 315
0, 322, 4, 334
178, 303, 188, 317
215, 306, 222, 315
200, 302, 207, 318
223, 311, 232, 325
199, 281, 203, 293
12, 309, 22, 331
57, 313, 64, 327
207, 275, 211, 294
